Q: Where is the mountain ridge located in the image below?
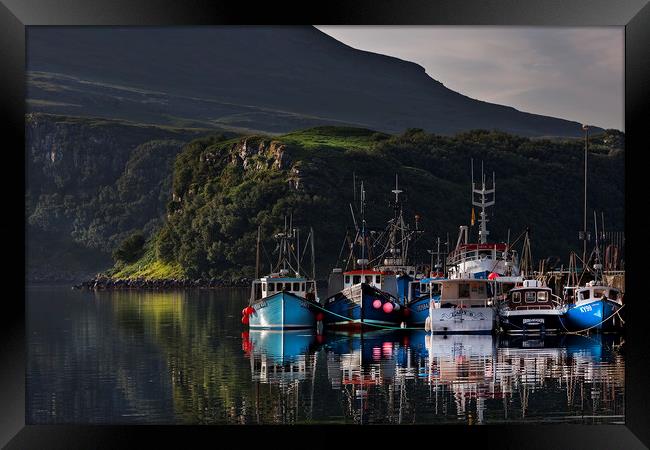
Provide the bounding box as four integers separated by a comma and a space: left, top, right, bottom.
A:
26, 26, 600, 137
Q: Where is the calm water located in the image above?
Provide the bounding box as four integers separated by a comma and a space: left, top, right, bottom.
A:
27, 286, 625, 425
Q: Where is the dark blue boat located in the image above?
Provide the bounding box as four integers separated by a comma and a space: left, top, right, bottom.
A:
323, 281, 403, 329
404, 277, 442, 326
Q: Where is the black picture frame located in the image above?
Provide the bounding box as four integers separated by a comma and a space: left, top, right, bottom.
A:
2, 0, 649, 448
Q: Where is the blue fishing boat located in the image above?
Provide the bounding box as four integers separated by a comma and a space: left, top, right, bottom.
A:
323, 182, 404, 329
244, 221, 320, 330
562, 283, 623, 332
562, 213, 624, 333
323, 275, 402, 328
404, 276, 443, 326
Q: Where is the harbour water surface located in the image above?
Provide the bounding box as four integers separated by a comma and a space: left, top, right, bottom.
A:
27, 286, 625, 425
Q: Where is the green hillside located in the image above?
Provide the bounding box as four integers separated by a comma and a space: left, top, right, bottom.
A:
111, 126, 624, 280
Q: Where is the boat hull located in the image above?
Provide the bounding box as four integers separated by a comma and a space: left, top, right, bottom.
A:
498, 309, 564, 335
249, 292, 316, 329
427, 306, 495, 334
404, 295, 438, 326
323, 283, 402, 329
563, 298, 623, 332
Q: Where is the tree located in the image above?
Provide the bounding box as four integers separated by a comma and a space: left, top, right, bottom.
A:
112, 232, 145, 264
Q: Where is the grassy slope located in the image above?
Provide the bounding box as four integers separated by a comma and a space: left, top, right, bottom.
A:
107, 125, 623, 280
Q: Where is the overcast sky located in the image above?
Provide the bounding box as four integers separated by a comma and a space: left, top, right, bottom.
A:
317, 26, 624, 131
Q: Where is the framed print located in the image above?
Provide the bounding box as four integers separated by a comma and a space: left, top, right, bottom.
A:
2, 0, 649, 448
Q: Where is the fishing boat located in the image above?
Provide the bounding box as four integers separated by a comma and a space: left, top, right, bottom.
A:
404, 275, 444, 326
497, 279, 566, 335
563, 282, 623, 332
424, 278, 496, 334
244, 221, 320, 329
562, 213, 624, 333
371, 175, 425, 301
323, 182, 402, 329
446, 161, 520, 280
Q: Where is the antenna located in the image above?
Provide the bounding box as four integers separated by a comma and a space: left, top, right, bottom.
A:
471, 160, 495, 244
392, 173, 403, 205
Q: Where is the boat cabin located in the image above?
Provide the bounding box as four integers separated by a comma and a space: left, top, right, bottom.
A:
407, 277, 443, 303
432, 278, 493, 308
505, 280, 557, 310
342, 269, 399, 299
574, 284, 622, 304
250, 274, 317, 301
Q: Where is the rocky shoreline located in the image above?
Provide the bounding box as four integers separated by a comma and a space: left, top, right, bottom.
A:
72, 276, 252, 290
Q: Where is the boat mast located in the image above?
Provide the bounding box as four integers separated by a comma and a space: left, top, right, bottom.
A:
255, 225, 261, 279
360, 181, 367, 271
471, 159, 495, 244
311, 227, 316, 281
390, 174, 405, 265
582, 124, 589, 266
593, 210, 603, 283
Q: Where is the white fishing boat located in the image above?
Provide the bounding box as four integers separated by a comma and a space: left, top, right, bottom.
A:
424, 278, 495, 334
446, 161, 520, 280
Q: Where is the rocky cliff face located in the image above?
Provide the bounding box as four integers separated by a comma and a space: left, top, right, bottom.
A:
26, 113, 216, 281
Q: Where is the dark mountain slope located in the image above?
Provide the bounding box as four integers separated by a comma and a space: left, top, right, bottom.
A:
27, 26, 595, 137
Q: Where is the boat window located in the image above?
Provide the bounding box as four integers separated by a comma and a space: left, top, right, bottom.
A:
537, 291, 548, 302
581, 290, 590, 300
284, 283, 292, 291
477, 283, 485, 294
525, 291, 536, 303
345, 275, 350, 284
375, 275, 381, 283
610, 290, 619, 299
432, 284, 441, 295
478, 250, 491, 259
594, 289, 606, 298
307, 281, 314, 292
268, 282, 274, 292
512, 292, 521, 303
420, 283, 429, 294
262, 282, 267, 292
353, 275, 361, 284
293, 282, 300, 291
301, 282, 306, 291
365, 276, 373, 284
459, 283, 470, 298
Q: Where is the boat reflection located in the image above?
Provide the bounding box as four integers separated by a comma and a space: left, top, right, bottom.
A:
242, 329, 625, 424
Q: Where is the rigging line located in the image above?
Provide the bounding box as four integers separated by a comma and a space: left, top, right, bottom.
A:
260, 241, 273, 274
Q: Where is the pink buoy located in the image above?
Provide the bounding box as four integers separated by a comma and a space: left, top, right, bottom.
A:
372, 299, 382, 309
488, 272, 499, 280
245, 306, 255, 315
382, 302, 394, 313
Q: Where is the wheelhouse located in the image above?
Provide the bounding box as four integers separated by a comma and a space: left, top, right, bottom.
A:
575, 285, 622, 304
343, 269, 387, 290
433, 278, 493, 308
250, 276, 317, 301
446, 243, 509, 268
407, 277, 443, 302
506, 280, 558, 310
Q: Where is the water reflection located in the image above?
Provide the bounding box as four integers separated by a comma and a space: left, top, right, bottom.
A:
27, 287, 625, 425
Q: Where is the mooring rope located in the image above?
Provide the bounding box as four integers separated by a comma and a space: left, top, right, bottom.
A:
558, 303, 626, 335
309, 300, 424, 330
